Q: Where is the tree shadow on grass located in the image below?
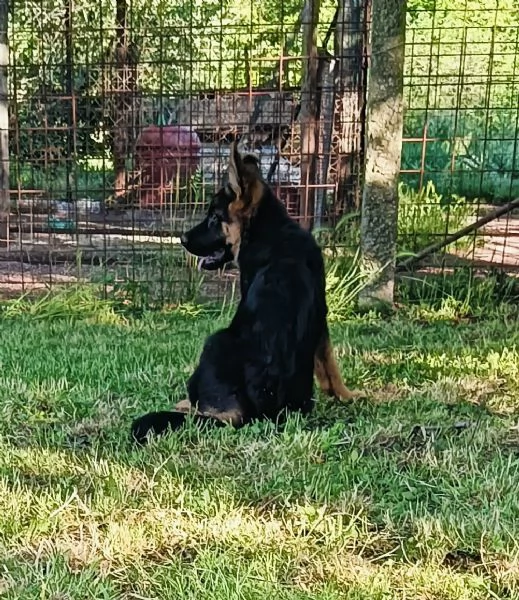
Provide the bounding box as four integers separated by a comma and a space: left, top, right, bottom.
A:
2, 388, 518, 599
2, 408, 518, 599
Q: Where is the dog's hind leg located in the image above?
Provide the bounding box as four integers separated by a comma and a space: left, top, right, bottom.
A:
314, 327, 364, 401
130, 408, 230, 446
130, 409, 189, 445
130, 399, 246, 446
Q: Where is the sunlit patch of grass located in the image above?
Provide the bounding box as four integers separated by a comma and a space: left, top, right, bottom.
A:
0, 285, 127, 325
0, 304, 518, 598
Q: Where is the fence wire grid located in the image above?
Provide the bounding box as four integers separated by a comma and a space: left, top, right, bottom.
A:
2, 0, 519, 305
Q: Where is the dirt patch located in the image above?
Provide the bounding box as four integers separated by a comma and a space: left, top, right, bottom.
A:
0, 261, 81, 298
443, 548, 482, 572
449, 211, 519, 270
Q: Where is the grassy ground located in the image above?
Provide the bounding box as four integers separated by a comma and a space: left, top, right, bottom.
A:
0, 296, 518, 599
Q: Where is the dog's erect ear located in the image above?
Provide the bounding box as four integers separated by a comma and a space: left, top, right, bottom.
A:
227, 142, 263, 218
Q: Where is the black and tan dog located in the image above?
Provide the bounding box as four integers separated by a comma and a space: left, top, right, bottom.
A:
131, 143, 361, 444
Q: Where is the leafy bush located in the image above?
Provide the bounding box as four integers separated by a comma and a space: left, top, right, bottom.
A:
398, 181, 473, 253
401, 110, 519, 202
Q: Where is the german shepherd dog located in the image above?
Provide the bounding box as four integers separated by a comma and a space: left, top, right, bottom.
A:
131, 143, 360, 445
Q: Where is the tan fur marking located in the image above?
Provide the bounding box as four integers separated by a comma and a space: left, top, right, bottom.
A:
199, 406, 244, 427
222, 221, 242, 260
174, 398, 192, 413
174, 398, 243, 427
227, 143, 264, 222
247, 179, 264, 214
314, 333, 363, 400
227, 145, 242, 198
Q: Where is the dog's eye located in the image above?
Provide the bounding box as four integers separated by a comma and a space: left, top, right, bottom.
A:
208, 214, 219, 228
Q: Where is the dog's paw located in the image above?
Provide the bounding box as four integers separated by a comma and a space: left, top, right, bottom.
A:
347, 389, 367, 399
336, 388, 367, 402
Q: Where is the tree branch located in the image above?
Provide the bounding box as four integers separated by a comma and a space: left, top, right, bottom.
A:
397, 197, 519, 271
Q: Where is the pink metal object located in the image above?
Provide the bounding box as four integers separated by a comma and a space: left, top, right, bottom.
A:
135, 125, 202, 209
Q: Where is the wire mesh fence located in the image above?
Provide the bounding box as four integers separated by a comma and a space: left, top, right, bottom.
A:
2, 0, 519, 304
400, 1, 519, 276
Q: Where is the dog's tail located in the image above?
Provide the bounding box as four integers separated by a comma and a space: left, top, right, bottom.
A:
131, 410, 190, 445
314, 326, 357, 400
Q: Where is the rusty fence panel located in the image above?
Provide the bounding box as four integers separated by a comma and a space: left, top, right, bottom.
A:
2, 1, 518, 303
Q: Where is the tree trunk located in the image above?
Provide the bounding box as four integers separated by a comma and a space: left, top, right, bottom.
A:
112, 0, 135, 198
0, 0, 8, 247
332, 0, 368, 216
299, 0, 320, 230
358, 0, 407, 309
64, 0, 74, 202
314, 50, 335, 230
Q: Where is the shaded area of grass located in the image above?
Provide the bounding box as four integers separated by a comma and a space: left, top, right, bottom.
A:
0, 301, 518, 598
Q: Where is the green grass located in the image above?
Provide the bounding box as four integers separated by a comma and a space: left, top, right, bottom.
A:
0, 296, 519, 598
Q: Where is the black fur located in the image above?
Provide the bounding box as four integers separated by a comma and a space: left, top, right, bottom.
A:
130, 150, 331, 445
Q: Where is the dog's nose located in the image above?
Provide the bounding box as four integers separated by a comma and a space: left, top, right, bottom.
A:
180, 233, 188, 245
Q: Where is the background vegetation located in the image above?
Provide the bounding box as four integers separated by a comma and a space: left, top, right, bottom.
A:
402, 0, 519, 201
9, 0, 519, 207
3, 3, 519, 593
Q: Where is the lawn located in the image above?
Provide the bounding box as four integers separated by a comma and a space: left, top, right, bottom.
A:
0, 297, 518, 599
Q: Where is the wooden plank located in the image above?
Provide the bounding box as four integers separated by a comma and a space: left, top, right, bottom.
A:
140, 92, 296, 130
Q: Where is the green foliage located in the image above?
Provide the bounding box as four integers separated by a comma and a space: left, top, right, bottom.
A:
397, 180, 473, 253
9, 0, 519, 206
0, 285, 125, 324
9, 0, 335, 189
403, 0, 519, 201
324, 250, 368, 321
401, 109, 519, 201
315, 216, 367, 320
10, 0, 336, 118
398, 267, 519, 319
14, 159, 110, 201
90, 248, 206, 311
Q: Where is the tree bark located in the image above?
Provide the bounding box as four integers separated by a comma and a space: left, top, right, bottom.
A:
332, 0, 368, 215
299, 0, 320, 230
0, 0, 8, 247
358, 0, 407, 309
314, 50, 334, 229
113, 0, 136, 198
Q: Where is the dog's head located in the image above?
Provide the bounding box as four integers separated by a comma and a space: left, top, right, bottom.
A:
181, 142, 264, 270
